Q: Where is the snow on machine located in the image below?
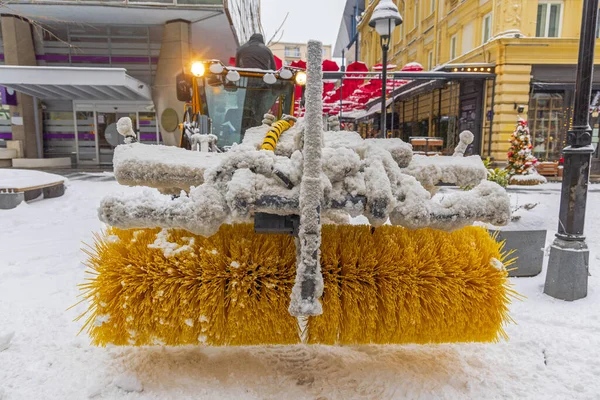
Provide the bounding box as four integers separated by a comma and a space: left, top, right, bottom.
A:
78, 41, 518, 347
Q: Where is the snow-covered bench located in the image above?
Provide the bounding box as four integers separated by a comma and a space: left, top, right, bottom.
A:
0, 169, 66, 209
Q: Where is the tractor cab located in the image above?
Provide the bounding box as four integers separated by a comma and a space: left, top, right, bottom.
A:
176, 60, 306, 150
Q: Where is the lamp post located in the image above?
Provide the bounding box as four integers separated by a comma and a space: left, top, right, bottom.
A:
544, 0, 599, 301
369, 0, 402, 138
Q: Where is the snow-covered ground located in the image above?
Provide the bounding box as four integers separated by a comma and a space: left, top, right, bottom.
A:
1, 175, 599, 400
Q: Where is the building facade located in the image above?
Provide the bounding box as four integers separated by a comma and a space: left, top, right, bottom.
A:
269, 42, 332, 66
357, 0, 600, 162
0, 0, 260, 166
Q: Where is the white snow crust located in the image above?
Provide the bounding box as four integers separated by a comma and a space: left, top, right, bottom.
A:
112, 143, 222, 193
510, 173, 548, 185
0, 169, 66, 190
401, 154, 488, 190
3, 178, 600, 399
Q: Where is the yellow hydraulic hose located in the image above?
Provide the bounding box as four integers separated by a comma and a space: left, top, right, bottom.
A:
261, 119, 295, 151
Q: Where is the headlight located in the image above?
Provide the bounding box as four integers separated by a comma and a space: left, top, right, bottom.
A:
191, 62, 205, 77
295, 71, 307, 86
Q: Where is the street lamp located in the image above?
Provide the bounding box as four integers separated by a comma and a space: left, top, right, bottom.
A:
544, 0, 599, 301
369, 0, 402, 138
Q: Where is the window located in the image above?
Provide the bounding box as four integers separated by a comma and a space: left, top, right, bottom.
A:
597, 9, 600, 38
284, 47, 301, 58
414, 2, 419, 29
430, 0, 436, 15
482, 12, 492, 43
528, 92, 566, 161
428, 50, 434, 70
536, 2, 562, 38
450, 35, 457, 60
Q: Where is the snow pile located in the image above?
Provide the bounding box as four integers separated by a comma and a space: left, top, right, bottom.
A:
0, 331, 14, 352
0, 169, 66, 190
112, 143, 222, 193
101, 140, 510, 235
366, 138, 412, 168
190, 133, 218, 152
113, 373, 143, 393
324, 132, 413, 168
401, 154, 488, 190
510, 173, 548, 185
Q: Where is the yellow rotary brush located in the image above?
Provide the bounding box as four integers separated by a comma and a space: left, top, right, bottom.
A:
77, 224, 518, 346
261, 118, 295, 151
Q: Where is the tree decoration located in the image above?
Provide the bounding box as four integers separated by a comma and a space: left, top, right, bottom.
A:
507, 119, 546, 185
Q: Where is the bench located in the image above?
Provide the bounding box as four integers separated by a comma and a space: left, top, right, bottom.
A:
410, 137, 444, 156
0, 170, 66, 209
536, 161, 559, 177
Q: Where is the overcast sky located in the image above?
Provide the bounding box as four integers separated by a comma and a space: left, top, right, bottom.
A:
260, 0, 348, 47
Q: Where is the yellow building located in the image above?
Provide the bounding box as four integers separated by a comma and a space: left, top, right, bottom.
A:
269, 42, 333, 66
357, 0, 600, 162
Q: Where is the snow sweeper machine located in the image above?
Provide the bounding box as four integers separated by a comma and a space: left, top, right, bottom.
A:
77, 41, 518, 347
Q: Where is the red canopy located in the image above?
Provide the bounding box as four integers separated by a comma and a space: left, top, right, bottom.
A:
274, 56, 283, 70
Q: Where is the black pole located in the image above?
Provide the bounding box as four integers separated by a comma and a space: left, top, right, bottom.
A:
488, 76, 496, 157
544, 0, 598, 301
340, 75, 344, 119
390, 77, 395, 135
380, 34, 389, 138
556, 0, 598, 241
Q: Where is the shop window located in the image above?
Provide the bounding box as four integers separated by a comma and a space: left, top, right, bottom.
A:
482, 12, 493, 43
536, 2, 563, 38
527, 92, 566, 161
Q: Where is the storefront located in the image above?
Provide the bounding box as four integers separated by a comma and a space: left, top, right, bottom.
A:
0, 65, 153, 165
43, 101, 159, 165
529, 65, 600, 162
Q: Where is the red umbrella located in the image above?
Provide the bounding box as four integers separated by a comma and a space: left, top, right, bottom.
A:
322, 59, 340, 72
274, 56, 283, 70
373, 63, 398, 71
401, 62, 423, 72
290, 60, 307, 69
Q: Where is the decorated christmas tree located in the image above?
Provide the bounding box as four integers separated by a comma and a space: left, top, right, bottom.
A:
506, 119, 546, 185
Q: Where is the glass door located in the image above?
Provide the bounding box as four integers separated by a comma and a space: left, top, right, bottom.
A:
96, 112, 137, 164
75, 111, 97, 164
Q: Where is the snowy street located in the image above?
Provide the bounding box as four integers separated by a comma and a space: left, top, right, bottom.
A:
0, 175, 598, 399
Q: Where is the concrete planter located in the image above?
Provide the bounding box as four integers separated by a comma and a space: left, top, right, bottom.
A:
490, 229, 547, 277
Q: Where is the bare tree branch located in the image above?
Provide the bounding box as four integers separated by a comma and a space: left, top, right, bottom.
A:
266, 12, 289, 46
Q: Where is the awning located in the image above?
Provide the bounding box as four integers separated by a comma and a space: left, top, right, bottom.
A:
0, 66, 152, 101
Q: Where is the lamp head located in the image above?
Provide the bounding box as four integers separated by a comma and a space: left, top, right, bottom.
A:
369, 0, 403, 38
